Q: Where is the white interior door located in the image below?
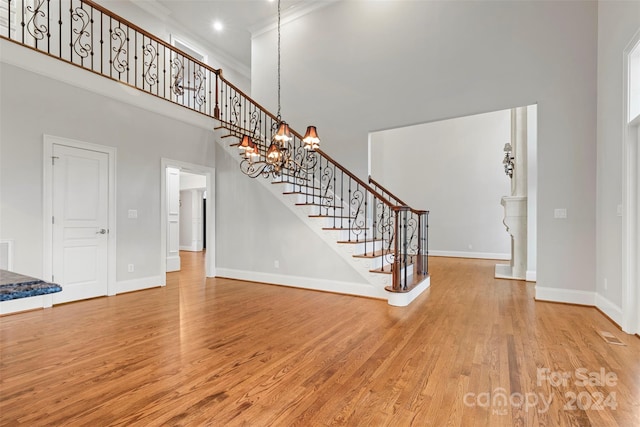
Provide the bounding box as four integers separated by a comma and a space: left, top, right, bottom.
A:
52, 144, 109, 304
166, 167, 181, 271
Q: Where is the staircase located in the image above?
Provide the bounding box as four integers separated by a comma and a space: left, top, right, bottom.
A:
1, 0, 430, 305
213, 99, 431, 305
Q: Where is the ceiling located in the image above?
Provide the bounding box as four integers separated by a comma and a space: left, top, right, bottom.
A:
129, 0, 309, 70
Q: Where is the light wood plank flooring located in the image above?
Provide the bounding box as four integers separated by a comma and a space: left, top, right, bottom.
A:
1, 253, 639, 426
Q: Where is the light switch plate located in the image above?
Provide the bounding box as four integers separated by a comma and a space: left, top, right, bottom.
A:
128, 209, 138, 219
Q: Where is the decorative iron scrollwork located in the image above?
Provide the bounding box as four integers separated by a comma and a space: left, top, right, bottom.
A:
170, 57, 184, 95
143, 43, 158, 86
349, 189, 366, 239
71, 7, 91, 58
111, 27, 128, 73
26, 0, 47, 41
228, 94, 242, 126
193, 69, 205, 106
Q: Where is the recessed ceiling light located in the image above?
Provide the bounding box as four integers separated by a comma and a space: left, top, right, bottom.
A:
213, 21, 223, 32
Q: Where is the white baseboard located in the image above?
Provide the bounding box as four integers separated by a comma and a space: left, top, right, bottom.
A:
180, 245, 203, 252
116, 275, 164, 294
526, 270, 537, 282
594, 294, 623, 326
0, 294, 53, 315
429, 250, 510, 260
167, 256, 180, 272
535, 286, 595, 306
216, 268, 387, 300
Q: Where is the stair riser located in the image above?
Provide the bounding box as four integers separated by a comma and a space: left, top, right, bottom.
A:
290, 194, 337, 205
307, 206, 345, 217
333, 228, 377, 241
338, 239, 384, 255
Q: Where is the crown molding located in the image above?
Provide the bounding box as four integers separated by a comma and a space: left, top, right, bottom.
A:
250, 0, 341, 39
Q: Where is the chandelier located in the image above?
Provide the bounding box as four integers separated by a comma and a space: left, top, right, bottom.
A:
238, 0, 320, 178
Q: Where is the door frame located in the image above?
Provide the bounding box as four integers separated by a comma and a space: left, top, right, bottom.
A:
160, 158, 215, 278
622, 30, 640, 334
43, 135, 117, 296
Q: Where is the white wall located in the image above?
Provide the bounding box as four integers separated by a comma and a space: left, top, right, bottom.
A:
214, 143, 367, 284
0, 61, 216, 284
179, 190, 193, 249
252, 0, 597, 297
180, 172, 206, 190
596, 3, 640, 312
370, 109, 511, 259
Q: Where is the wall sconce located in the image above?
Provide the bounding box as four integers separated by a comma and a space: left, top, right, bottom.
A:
503, 143, 514, 178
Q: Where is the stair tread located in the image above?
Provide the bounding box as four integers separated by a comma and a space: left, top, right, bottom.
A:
352, 249, 393, 258
337, 238, 382, 244
282, 190, 324, 195
296, 203, 344, 208
308, 215, 354, 220
370, 259, 415, 274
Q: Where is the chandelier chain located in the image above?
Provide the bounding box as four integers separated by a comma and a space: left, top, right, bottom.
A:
277, 0, 282, 120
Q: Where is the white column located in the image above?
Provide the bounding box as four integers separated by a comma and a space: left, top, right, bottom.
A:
496, 107, 528, 280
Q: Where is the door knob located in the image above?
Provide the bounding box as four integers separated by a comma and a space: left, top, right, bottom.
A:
96, 228, 107, 234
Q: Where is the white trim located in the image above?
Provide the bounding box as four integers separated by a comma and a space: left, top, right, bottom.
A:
526, 270, 537, 282
0, 294, 54, 315
621, 28, 640, 334
43, 135, 117, 297
216, 268, 386, 300
250, 0, 341, 38
161, 159, 216, 278
595, 293, 624, 327
116, 275, 164, 294
179, 245, 202, 252
0, 239, 14, 270
535, 286, 595, 306
429, 250, 510, 260
1, 40, 215, 131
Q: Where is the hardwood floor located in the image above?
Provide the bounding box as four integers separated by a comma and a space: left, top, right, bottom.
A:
1, 253, 639, 426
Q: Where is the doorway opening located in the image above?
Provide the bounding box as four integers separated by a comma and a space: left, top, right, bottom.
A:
161, 159, 215, 279
368, 105, 537, 280
622, 30, 640, 334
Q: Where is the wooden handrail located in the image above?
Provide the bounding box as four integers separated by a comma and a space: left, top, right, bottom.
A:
368, 175, 409, 206
313, 148, 396, 209
368, 176, 429, 215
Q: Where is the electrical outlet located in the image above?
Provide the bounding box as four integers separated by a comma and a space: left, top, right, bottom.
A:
468, 244, 473, 250
128, 264, 134, 273
274, 260, 279, 269
617, 204, 623, 217
604, 278, 608, 291
554, 208, 567, 219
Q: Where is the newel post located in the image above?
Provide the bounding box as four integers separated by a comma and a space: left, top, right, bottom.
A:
414, 210, 429, 276
390, 206, 409, 292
